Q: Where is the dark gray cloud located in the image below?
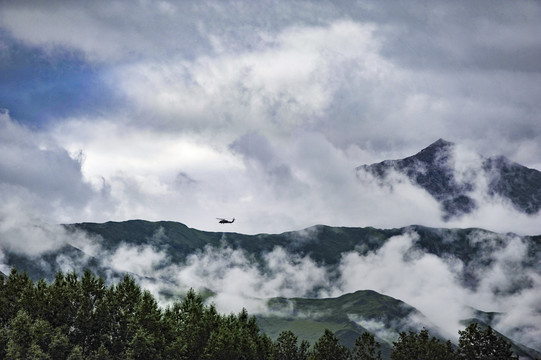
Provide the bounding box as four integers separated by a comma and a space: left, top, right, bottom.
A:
0, 111, 94, 217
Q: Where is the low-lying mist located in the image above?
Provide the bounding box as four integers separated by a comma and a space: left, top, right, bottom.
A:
1, 218, 539, 352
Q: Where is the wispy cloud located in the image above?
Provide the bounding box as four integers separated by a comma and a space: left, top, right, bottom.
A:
1, 0, 541, 352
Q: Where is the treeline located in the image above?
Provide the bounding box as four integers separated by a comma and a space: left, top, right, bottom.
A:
0, 268, 519, 360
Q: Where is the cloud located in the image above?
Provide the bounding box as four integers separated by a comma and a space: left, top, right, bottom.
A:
0, 0, 206, 63
0, 111, 100, 258
337, 230, 541, 350
1, 3, 541, 355
0, 111, 94, 216
338, 232, 471, 341
1, 0, 541, 237
106, 20, 378, 143
102, 243, 168, 276
0, 247, 10, 275
169, 245, 332, 313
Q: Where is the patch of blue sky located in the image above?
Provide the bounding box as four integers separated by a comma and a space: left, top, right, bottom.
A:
0, 35, 117, 128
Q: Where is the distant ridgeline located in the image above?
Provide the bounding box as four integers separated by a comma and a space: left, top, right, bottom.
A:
10, 220, 538, 293
0, 269, 525, 360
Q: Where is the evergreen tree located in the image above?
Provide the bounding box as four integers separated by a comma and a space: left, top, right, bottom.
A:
0, 327, 7, 360
5, 310, 69, 360
89, 344, 111, 360
309, 329, 350, 360
73, 269, 107, 356
274, 330, 310, 360
390, 329, 455, 360
127, 290, 164, 359
202, 314, 240, 360
126, 327, 160, 360
1, 268, 33, 326
67, 345, 84, 360
46, 270, 82, 340
5, 310, 34, 360
352, 332, 382, 360
164, 288, 207, 359
109, 274, 142, 359
0, 274, 7, 359
457, 323, 518, 360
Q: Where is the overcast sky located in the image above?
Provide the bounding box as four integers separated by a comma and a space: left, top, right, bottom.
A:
1, 0, 541, 234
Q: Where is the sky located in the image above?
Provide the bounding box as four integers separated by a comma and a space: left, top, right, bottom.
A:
1, 0, 541, 236
1, 1, 541, 351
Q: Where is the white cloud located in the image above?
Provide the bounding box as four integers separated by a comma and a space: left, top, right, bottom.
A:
166, 245, 331, 314
109, 20, 381, 141
338, 232, 471, 340
337, 231, 541, 349
103, 243, 168, 276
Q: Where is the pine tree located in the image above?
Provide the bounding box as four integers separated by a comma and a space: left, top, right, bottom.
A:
5, 310, 34, 360
164, 288, 211, 360
274, 330, 309, 360
109, 274, 143, 359
352, 332, 382, 360
2, 268, 33, 326
309, 329, 350, 360
457, 323, 518, 360
46, 270, 82, 340
73, 269, 107, 356
390, 329, 455, 360
126, 327, 159, 360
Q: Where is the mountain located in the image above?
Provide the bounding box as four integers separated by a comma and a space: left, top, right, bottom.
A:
356, 139, 541, 220
257, 289, 431, 359
258, 291, 541, 360
4, 220, 540, 295
68, 221, 540, 292
2, 220, 540, 358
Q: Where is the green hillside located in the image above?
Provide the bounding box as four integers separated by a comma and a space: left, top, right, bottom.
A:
5, 219, 539, 289
68, 220, 398, 265
257, 290, 423, 359
69, 220, 541, 269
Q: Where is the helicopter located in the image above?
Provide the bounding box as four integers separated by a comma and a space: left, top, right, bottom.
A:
217, 218, 235, 224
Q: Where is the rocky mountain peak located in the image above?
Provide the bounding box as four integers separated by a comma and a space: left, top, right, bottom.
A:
357, 139, 541, 220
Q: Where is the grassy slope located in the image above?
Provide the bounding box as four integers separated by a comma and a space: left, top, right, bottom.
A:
257, 290, 421, 359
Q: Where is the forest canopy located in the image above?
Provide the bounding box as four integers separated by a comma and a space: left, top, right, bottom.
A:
0, 268, 519, 360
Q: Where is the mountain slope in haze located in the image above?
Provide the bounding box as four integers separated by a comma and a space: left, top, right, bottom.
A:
356, 139, 541, 220
258, 290, 424, 359
68, 221, 540, 292
258, 291, 541, 360
4, 220, 540, 295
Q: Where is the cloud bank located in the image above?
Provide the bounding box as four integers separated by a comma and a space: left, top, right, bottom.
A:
1, 0, 541, 353
1, 1, 541, 234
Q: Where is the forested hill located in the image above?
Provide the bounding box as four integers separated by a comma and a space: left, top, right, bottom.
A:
69, 219, 540, 269
67, 220, 541, 291
70, 220, 401, 265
